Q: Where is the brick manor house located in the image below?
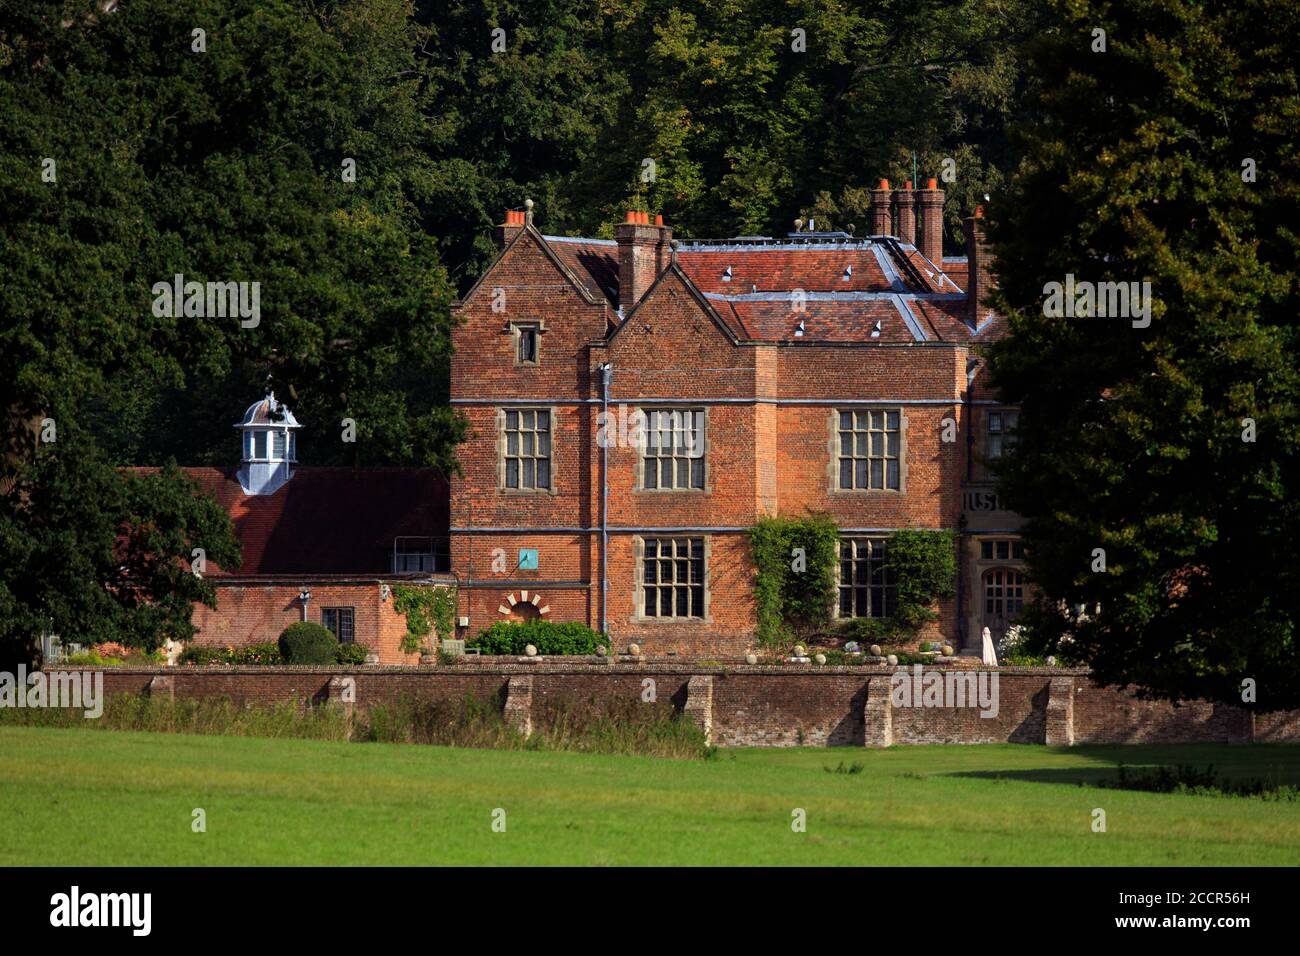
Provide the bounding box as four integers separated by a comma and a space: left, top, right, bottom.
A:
177, 180, 1025, 662
450, 180, 1026, 658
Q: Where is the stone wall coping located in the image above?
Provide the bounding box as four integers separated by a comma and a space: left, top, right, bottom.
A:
42, 663, 1094, 677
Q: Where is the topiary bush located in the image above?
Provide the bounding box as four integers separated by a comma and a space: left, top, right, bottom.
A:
278, 622, 339, 664
470, 620, 609, 656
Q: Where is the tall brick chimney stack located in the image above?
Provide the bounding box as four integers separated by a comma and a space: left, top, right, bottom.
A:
653, 213, 673, 274
964, 205, 993, 327
615, 210, 664, 313
494, 207, 526, 250
869, 179, 892, 235
893, 181, 916, 245
917, 178, 945, 265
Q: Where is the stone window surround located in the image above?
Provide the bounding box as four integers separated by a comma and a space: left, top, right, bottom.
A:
832, 536, 896, 621
963, 534, 1030, 646
972, 535, 1026, 570
985, 405, 1019, 462
827, 407, 909, 495
495, 405, 559, 495
507, 320, 545, 367
631, 534, 713, 624
634, 405, 710, 494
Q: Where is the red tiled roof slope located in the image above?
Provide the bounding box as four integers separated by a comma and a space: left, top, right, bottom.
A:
720, 300, 920, 343
131, 467, 449, 576
676, 248, 897, 294
544, 238, 621, 305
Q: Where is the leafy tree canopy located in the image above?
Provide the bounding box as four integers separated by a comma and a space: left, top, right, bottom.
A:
0, 0, 461, 662
986, 0, 1300, 709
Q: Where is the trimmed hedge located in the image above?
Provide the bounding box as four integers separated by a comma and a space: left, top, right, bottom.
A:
278, 622, 339, 664
470, 620, 609, 656
335, 642, 369, 665
179, 639, 370, 666
181, 642, 282, 665
178, 642, 371, 665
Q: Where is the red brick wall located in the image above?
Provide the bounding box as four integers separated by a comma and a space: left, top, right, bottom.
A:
191, 583, 445, 664
57, 665, 1300, 747
1071, 682, 1252, 744
449, 224, 1006, 655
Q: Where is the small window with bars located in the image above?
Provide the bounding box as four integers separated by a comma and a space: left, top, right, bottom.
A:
980, 539, 1026, 561
515, 325, 539, 365
641, 537, 706, 618
837, 410, 901, 490
321, 607, 355, 644
987, 410, 1019, 459
839, 538, 895, 618
643, 409, 705, 490
503, 408, 551, 490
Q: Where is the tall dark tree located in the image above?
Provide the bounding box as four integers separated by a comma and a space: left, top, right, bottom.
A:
986, 0, 1300, 708
0, 0, 463, 662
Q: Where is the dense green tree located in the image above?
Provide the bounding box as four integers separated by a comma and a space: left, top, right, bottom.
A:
584, 0, 1044, 245
985, 0, 1300, 708
0, 0, 462, 662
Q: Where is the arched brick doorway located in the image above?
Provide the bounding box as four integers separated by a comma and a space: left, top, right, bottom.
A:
497, 590, 550, 620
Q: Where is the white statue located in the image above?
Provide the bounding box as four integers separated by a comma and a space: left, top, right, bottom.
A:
163, 638, 183, 666
981, 626, 999, 667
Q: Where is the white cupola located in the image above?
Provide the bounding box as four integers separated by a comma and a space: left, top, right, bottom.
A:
234, 391, 301, 495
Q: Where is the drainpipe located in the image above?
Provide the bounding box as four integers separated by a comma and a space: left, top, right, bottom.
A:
958, 357, 977, 650
599, 363, 611, 637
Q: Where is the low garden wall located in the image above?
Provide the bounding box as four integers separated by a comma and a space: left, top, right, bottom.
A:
41, 663, 1300, 748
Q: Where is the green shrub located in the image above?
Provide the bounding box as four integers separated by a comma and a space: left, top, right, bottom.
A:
233, 642, 283, 665
470, 620, 609, 656
815, 649, 870, 666
180, 643, 283, 665
179, 646, 225, 665
886, 529, 957, 630
336, 642, 370, 665
278, 622, 339, 664
749, 513, 840, 647
63, 651, 123, 667
891, 652, 930, 665
392, 584, 456, 654
839, 616, 904, 645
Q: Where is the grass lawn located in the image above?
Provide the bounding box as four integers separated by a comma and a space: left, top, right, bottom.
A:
2, 726, 1298, 865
